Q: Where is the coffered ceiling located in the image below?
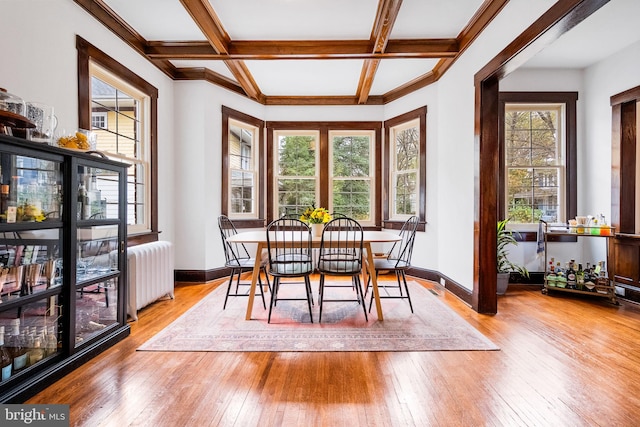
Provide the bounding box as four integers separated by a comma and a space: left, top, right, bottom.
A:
76, 0, 507, 105
75, 0, 640, 105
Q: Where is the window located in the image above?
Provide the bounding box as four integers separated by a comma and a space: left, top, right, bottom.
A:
273, 130, 319, 218
91, 112, 107, 130
499, 92, 577, 226
329, 131, 375, 221
77, 36, 158, 242
383, 107, 427, 230
221, 107, 265, 227
228, 119, 259, 218
504, 104, 564, 223
267, 122, 381, 227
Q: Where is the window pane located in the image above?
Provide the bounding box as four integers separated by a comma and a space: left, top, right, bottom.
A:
277, 178, 316, 217
507, 167, 560, 223
332, 135, 370, 177
126, 163, 145, 226
230, 171, 254, 214
332, 179, 371, 221
394, 172, 417, 215
395, 126, 418, 171
278, 135, 316, 177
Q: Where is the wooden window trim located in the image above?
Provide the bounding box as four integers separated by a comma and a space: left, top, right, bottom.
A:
221, 106, 266, 229
76, 35, 159, 244
383, 106, 427, 231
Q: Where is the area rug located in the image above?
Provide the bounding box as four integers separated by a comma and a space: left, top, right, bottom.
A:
137, 280, 499, 352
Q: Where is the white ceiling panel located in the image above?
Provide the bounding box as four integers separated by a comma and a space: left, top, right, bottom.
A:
391, 0, 486, 38
245, 60, 364, 96
209, 0, 379, 40
103, 0, 206, 41
371, 58, 440, 95
522, 0, 640, 69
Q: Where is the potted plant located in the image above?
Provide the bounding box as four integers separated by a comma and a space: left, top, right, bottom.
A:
497, 218, 529, 295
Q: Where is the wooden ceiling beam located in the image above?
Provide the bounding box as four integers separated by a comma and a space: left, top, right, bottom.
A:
180, 0, 262, 101
179, 0, 230, 54
356, 0, 403, 104
145, 39, 459, 60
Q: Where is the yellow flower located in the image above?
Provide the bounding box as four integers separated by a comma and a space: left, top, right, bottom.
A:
301, 206, 332, 224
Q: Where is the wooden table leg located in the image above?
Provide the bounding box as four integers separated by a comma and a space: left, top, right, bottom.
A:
245, 242, 265, 320
364, 242, 384, 321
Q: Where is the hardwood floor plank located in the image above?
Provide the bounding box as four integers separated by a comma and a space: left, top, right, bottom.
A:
24, 277, 640, 426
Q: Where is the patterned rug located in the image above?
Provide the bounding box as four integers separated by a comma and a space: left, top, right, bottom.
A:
137, 280, 499, 352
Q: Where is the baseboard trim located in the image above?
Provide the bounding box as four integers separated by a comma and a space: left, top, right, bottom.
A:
175, 267, 231, 283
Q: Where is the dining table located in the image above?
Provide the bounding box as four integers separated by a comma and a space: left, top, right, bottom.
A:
226, 229, 402, 321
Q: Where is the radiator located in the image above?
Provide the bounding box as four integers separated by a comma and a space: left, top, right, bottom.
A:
127, 241, 175, 320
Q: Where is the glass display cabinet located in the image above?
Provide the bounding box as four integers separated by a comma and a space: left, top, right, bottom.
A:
0, 133, 129, 402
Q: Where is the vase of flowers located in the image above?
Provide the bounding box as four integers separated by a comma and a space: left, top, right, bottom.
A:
300, 206, 332, 237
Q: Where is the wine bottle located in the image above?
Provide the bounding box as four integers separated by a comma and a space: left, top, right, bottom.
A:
566, 261, 576, 289
7, 319, 27, 372
0, 326, 12, 382
576, 263, 584, 290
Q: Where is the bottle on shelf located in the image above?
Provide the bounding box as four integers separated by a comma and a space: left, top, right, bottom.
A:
6, 175, 18, 223
576, 263, 585, 290
0, 184, 9, 222
0, 326, 12, 382
28, 337, 44, 366
45, 326, 57, 357
7, 319, 27, 373
546, 257, 557, 286
77, 182, 89, 220
566, 261, 576, 289
87, 173, 104, 218
555, 261, 567, 288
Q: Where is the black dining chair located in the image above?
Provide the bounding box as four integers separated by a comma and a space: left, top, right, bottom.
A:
317, 216, 367, 322
218, 215, 269, 310
366, 215, 419, 313
266, 218, 315, 323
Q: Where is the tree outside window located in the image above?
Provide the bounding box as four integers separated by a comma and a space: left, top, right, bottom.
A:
274, 131, 318, 218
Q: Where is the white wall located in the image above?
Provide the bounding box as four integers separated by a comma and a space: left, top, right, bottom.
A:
0, 0, 177, 246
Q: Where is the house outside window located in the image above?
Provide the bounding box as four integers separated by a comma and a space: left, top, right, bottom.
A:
228, 119, 259, 218
91, 112, 107, 130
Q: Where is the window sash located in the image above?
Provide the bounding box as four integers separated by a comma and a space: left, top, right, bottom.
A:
389, 118, 420, 220
329, 130, 375, 224
504, 103, 566, 224
273, 130, 319, 218
89, 61, 151, 234
228, 119, 259, 218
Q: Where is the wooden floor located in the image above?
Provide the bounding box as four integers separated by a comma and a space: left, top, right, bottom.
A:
26, 276, 640, 426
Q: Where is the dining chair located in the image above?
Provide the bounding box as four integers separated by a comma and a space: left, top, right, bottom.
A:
218, 215, 269, 310
266, 218, 315, 323
317, 217, 367, 322
366, 216, 419, 313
